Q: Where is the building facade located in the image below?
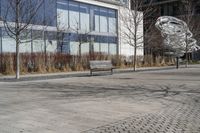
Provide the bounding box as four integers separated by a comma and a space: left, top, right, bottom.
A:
0, 0, 143, 57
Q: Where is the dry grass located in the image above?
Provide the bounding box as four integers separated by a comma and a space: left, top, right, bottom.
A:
0, 52, 175, 75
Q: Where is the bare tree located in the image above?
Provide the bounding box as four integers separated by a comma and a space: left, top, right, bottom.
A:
1, 0, 44, 79
179, 0, 200, 67
119, 0, 154, 71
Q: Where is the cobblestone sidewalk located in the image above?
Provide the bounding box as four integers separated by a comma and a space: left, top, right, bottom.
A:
82, 95, 200, 133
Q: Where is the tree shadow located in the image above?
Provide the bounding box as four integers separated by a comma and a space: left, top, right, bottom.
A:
10, 82, 200, 106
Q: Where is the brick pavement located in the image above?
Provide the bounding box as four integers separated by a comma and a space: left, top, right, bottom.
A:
82, 95, 200, 133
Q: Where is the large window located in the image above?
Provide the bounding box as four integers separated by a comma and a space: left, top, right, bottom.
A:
57, 33, 70, 54
57, 0, 69, 30
108, 37, 117, 55
108, 9, 117, 34
69, 34, 79, 55
94, 6, 100, 32
32, 0, 45, 25
45, 32, 57, 52
20, 30, 32, 53
81, 43, 90, 54
69, 1, 79, 30
1, 0, 16, 22
80, 3, 90, 32
2, 28, 16, 53
93, 36, 117, 55
100, 7, 108, 33
93, 36, 100, 53
32, 30, 45, 52
100, 36, 108, 54
45, 0, 57, 26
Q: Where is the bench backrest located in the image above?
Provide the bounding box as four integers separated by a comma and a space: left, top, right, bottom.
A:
89, 60, 113, 69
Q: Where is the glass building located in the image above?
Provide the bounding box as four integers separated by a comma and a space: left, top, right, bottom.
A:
0, 0, 120, 55
0, 0, 143, 57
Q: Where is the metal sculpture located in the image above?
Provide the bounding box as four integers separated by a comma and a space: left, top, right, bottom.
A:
155, 16, 199, 57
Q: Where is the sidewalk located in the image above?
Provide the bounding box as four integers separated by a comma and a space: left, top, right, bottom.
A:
0, 65, 199, 133
0, 65, 177, 82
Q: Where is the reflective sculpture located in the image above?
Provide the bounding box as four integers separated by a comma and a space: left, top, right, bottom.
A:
155, 16, 200, 57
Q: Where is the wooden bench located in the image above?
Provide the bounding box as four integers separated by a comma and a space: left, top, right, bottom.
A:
89, 60, 115, 75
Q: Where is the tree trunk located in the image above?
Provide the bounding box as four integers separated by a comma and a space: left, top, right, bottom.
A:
79, 43, 81, 57
133, 17, 137, 71
16, 36, 20, 79
176, 57, 179, 69
133, 46, 137, 71
15, 0, 20, 79
44, 32, 47, 67
79, 43, 81, 63
185, 34, 188, 68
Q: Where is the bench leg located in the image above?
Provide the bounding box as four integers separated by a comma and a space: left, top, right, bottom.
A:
111, 69, 113, 75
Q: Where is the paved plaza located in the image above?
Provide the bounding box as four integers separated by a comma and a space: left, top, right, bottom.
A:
0, 65, 200, 133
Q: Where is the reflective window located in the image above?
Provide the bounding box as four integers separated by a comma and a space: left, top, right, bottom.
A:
93, 6, 100, 32
100, 7, 108, 33
99, 36, 108, 54
69, 34, 79, 55
45, 0, 57, 26
108, 9, 117, 33
32, 0, 45, 25
57, 33, 70, 54
80, 3, 90, 32
20, 30, 32, 53
108, 37, 117, 55
109, 43, 117, 55
45, 32, 57, 52
2, 28, 16, 53
69, 1, 79, 30
93, 43, 100, 53
93, 36, 100, 53
93, 36, 117, 54
81, 43, 89, 54
1, 0, 17, 22
32, 30, 45, 52
0, 0, 118, 55
57, 0, 69, 30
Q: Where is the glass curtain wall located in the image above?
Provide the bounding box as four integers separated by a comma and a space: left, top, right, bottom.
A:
0, 0, 118, 55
